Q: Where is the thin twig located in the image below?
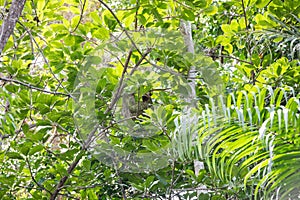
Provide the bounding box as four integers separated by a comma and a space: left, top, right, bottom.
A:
265, 0, 273, 7
0, 76, 72, 97
115, 167, 127, 200
98, 0, 143, 56
207, 54, 253, 65
25, 157, 52, 195
168, 160, 176, 200
71, 0, 87, 33
103, 48, 125, 68
241, 0, 248, 29
17, 21, 72, 96
104, 50, 131, 115
134, 0, 140, 31
129, 48, 152, 76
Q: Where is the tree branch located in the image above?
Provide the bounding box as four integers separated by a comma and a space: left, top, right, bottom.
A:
0, 0, 26, 54
0, 76, 73, 98
106, 48, 151, 115
50, 153, 83, 200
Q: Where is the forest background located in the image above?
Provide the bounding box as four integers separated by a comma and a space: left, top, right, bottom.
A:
0, 0, 299, 199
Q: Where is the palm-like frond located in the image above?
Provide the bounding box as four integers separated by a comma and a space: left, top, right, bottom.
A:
197, 86, 300, 199
261, 14, 300, 60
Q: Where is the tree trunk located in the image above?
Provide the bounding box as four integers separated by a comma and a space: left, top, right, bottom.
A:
0, 0, 26, 55
180, 19, 207, 195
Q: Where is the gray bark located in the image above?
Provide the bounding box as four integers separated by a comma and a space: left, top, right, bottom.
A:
180, 19, 208, 195
0, 0, 26, 55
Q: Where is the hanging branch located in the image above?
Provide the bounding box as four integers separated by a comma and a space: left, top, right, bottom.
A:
0, 0, 26, 54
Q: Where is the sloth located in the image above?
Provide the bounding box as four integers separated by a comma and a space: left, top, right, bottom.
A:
122, 92, 152, 120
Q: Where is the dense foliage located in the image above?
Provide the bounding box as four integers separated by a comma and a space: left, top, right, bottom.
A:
0, 0, 299, 199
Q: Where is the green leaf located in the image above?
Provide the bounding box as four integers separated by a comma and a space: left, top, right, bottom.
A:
87, 56, 102, 65
157, 3, 168, 9
64, 35, 75, 46
186, 169, 197, 179
194, 0, 208, 8
35, 103, 50, 115
6, 152, 23, 160
152, 8, 163, 23
143, 140, 159, 152
91, 28, 110, 40
145, 176, 155, 188
87, 189, 98, 199
37, 0, 45, 11
103, 12, 117, 30
22, 124, 30, 134
212, 195, 226, 200
71, 16, 80, 29
256, 0, 270, 8
90, 11, 102, 25
138, 14, 147, 25
216, 35, 231, 45
28, 145, 44, 155
273, 36, 283, 43
181, 8, 195, 21
5, 85, 18, 93
50, 24, 67, 32
198, 193, 210, 200
82, 160, 91, 171
203, 5, 218, 15
197, 169, 206, 182
276, 65, 282, 76
25, 130, 45, 142
19, 141, 33, 155
224, 44, 233, 54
